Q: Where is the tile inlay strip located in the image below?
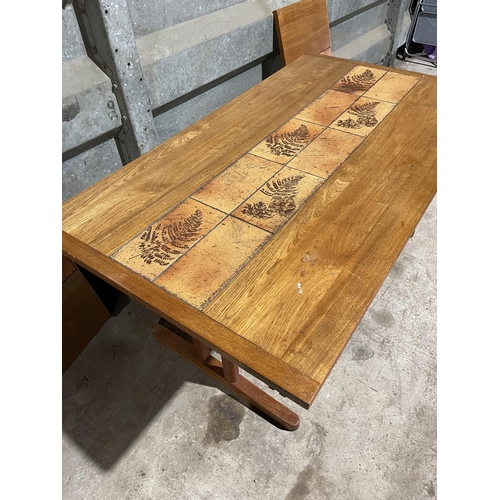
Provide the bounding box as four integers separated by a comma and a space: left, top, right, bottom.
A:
111, 66, 422, 309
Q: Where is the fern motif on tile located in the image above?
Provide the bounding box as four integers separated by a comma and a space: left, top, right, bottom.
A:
338, 69, 377, 93
337, 101, 380, 129
266, 124, 310, 157
241, 175, 305, 219
137, 209, 203, 265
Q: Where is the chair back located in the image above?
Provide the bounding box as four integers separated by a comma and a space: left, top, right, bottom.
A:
274, 0, 332, 66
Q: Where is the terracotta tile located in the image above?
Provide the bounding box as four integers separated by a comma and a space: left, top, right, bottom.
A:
331, 65, 386, 95
155, 216, 271, 309
249, 118, 325, 164
190, 154, 282, 214
111, 198, 225, 280
364, 71, 421, 103
330, 97, 395, 137
232, 167, 323, 233
295, 89, 359, 126
287, 128, 364, 178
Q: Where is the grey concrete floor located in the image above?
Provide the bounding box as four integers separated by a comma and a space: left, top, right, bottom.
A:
62, 57, 437, 500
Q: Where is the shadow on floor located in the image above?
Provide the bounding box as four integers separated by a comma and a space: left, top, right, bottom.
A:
62, 294, 231, 469
62, 293, 288, 468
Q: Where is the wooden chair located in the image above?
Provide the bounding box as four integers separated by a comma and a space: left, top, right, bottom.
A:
62, 257, 110, 373
273, 0, 332, 66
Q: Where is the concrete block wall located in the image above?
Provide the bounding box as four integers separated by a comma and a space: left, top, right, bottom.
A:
62, 0, 411, 201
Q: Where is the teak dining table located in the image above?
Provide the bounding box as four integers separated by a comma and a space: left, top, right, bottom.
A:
62, 54, 437, 431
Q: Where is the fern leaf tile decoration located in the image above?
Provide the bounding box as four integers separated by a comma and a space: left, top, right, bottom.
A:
260, 174, 305, 198
332, 66, 386, 95
330, 97, 395, 137
249, 118, 325, 164
242, 174, 305, 219
266, 124, 310, 157
339, 69, 377, 92
138, 209, 203, 266
111, 198, 225, 280
336, 101, 380, 129
233, 167, 323, 233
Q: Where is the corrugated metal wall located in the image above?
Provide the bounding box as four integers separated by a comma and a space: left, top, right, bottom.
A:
62, 0, 411, 201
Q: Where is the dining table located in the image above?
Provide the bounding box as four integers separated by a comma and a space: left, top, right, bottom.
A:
62, 54, 437, 430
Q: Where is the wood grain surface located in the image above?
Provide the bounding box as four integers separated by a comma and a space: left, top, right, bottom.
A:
205, 74, 437, 384
62, 55, 436, 406
274, 0, 332, 66
63, 56, 355, 255
97, 62, 421, 310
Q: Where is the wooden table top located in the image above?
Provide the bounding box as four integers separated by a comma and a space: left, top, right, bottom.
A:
63, 55, 437, 408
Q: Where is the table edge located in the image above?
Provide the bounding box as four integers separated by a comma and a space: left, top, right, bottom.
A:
62, 230, 321, 407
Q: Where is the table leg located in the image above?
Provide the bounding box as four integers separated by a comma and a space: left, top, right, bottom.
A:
152, 323, 300, 431
222, 357, 240, 383
192, 338, 211, 363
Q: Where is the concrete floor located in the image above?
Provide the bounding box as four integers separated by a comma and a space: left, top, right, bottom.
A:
62, 57, 437, 500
